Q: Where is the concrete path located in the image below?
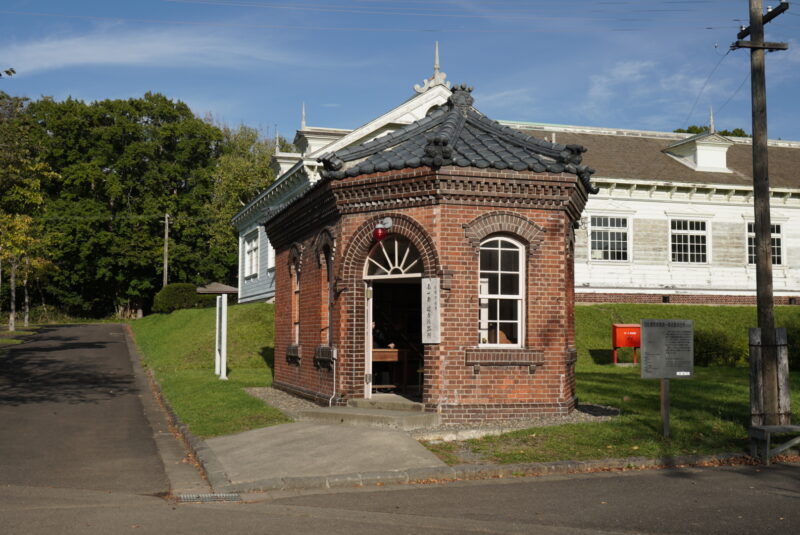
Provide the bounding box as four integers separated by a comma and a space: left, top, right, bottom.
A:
205, 422, 445, 487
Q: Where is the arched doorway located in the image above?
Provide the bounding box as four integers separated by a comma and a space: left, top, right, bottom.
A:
363, 236, 423, 399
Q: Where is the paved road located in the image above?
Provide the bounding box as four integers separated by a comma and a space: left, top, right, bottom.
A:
1, 324, 798, 534
0, 324, 168, 493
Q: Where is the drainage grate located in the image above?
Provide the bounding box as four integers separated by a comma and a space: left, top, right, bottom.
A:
176, 493, 242, 503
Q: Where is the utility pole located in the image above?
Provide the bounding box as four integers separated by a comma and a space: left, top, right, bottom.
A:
731, 0, 790, 426
163, 213, 170, 288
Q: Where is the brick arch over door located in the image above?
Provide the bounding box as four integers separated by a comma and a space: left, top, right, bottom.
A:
339, 213, 441, 285
463, 211, 545, 256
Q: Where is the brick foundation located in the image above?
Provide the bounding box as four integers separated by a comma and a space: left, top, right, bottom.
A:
576, 292, 800, 305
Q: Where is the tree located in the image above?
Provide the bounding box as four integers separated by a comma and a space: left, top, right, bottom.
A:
26, 93, 225, 317
674, 125, 750, 137
0, 92, 52, 330
206, 124, 277, 284
0, 68, 15, 78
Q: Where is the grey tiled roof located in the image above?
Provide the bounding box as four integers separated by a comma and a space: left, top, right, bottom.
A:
318, 84, 597, 193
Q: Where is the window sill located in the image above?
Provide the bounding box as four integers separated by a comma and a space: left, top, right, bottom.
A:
244, 274, 259, 281
465, 347, 544, 366
465, 348, 544, 375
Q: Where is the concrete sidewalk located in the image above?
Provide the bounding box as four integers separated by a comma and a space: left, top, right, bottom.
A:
200, 423, 447, 492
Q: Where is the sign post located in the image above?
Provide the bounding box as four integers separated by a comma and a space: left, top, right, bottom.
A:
641, 319, 694, 438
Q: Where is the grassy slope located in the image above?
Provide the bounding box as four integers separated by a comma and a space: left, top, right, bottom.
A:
428, 304, 800, 464
131, 302, 289, 437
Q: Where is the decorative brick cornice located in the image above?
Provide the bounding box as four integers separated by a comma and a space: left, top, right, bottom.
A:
329, 166, 588, 219
463, 211, 545, 256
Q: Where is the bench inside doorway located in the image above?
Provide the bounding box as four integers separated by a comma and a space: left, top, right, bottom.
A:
749, 425, 800, 465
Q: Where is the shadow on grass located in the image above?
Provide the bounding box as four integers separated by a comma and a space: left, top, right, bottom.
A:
589, 349, 614, 365
260, 346, 275, 372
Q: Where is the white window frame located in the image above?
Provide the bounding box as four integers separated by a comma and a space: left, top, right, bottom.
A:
243, 231, 259, 279
589, 215, 630, 262
669, 219, 709, 264
747, 221, 783, 266
478, 236, 525, 348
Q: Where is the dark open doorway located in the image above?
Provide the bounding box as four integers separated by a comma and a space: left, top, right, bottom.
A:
371, 279, 423, 400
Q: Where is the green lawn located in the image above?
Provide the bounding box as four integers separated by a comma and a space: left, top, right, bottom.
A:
427, 304, 800, 464
130, 302, 290, 437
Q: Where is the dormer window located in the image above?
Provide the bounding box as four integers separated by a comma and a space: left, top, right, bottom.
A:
663, 132, 733, 173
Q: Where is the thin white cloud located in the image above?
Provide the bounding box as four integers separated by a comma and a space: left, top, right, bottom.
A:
474, 87, 535, 108
586, 60, 656, 103
0, 28, 302, 75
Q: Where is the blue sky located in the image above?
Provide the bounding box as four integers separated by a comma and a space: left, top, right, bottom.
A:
1, 1, 798, 140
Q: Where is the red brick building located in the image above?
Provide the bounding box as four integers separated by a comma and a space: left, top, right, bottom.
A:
264, 85, 598, 423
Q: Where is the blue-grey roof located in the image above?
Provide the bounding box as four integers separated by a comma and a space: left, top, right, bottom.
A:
318, 84, 597, 193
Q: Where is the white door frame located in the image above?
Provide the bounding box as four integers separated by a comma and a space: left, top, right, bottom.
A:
364, 280, 373, 399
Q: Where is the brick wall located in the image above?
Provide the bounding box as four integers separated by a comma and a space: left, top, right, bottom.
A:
576, 292, 799, 305
268, 165, 588, 423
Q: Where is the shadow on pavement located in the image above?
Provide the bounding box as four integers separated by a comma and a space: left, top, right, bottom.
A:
0, 326, 137, 406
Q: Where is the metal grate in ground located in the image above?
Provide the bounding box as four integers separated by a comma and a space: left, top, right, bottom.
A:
176, 493, 242, 503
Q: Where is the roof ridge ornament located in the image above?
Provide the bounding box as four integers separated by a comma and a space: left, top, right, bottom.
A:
414, 41, 451, 94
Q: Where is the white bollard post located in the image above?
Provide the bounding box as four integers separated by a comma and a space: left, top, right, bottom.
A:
220, 294, 228, 381
215, 295, 221, 376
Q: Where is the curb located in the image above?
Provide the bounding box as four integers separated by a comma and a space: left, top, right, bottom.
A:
123, 324, 230, 492
213, 452, 758, 493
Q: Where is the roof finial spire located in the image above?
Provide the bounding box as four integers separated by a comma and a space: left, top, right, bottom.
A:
708, 105, 715, 134
301, 102, 306, 130
414, 41, 451, 94
434, 41, 440, 76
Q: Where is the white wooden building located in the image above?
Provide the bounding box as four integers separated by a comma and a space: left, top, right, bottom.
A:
233, 66, 800, 305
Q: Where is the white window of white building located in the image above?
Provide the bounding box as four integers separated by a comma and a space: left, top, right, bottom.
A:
670, 219, 708, 263
244, 231, 259, 278
478, 237, 524, 347
590, 216, 629, 261
747, 222, 783, 265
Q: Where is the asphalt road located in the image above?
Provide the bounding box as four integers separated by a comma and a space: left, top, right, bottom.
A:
0, 324, 168, 493
1, 324, 798, 534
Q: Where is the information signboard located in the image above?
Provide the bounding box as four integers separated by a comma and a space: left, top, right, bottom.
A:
421, 277, 441, 344
641, 319, 694, 379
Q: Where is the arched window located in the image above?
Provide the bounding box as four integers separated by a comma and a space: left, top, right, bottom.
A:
364, 236, 423, 279
479, 236, 524, 347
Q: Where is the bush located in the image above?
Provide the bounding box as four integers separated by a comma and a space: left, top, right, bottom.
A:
152, 283, 216, 314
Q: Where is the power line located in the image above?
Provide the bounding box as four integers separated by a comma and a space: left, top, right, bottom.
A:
164, 0, 727, 21
716, 71, 750, 115
0, 8, 739, 33
681, 49, 730, 128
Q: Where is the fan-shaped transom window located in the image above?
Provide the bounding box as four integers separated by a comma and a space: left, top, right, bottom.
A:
479, 236, 524, 346
364, 236, 423, 279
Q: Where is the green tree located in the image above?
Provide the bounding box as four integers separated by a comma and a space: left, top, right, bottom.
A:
26, 93, 224, 317
674, 125, 750, 137
206, 124, 277, 284
0, 92, 52, 329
